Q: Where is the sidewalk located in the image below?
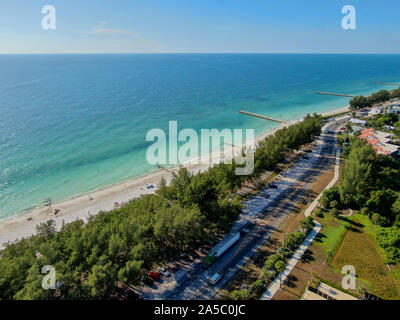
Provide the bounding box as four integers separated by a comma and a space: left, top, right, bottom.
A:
260, 221, 322, 300
304, 147, 341, 217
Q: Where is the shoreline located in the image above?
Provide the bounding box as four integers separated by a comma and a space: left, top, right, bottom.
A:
0, 105, 350, 247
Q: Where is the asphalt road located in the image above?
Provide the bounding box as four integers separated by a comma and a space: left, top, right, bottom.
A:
162, 120, 342, 300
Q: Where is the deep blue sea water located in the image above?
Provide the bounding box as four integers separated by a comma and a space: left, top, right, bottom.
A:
1, 54, 400, 219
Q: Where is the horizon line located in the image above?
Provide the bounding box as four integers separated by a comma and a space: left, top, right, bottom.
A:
1, 52, 400, 55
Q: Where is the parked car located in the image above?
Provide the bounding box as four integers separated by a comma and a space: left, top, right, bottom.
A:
148, 271, 160, 281
157, 267, 170, 277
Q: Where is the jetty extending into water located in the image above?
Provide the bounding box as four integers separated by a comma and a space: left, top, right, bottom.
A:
315, 91, 356, 98
239, 110, 288, 124
374, 81, 400, 86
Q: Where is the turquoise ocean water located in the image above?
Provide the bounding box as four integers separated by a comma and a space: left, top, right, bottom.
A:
1, 54, 400, 219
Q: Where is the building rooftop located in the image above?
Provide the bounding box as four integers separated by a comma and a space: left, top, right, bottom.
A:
368, 108, 383, 116
351, 126, 364, 133
359, 128, 399, 156
350, 118, 366, 126
302, 282, 358, 300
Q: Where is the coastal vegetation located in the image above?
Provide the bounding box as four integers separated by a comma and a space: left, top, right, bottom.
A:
365, 112, 399, 131
349, 88, 400, 110
320, 137, 400, 265
0, 115, 321, 300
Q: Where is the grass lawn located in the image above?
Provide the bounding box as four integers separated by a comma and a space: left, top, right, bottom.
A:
318, 213, 400, 300
315, 214, 348, 256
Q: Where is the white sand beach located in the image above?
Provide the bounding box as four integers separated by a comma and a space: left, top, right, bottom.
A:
0, 105, 350, 247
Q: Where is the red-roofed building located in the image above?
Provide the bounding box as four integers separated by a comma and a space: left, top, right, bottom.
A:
368, 138, 379, 146
358, 128, 399, 157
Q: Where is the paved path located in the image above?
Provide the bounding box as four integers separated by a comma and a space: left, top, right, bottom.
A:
260, 221, 322, 300
304, 144, 341, 217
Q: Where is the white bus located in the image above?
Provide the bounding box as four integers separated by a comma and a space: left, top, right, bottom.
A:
209, 273, 222, 285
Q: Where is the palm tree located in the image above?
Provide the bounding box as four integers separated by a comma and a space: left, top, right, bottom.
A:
358, 286, 367, 300
325, 250, 333, 265
309, 271, 319, 288
275, 260, 286, 288
329, 208, 339, 222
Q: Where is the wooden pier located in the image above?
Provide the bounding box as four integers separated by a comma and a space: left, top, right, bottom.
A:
315, 91, 356, 98
374, 82, 400, 86
239, 110, 288, 124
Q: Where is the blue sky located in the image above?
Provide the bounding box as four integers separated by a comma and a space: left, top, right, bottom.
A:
1, 0, 399, 53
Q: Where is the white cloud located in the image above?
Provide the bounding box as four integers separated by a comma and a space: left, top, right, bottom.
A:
88, 22, 162, 52
90, 22, 139, 37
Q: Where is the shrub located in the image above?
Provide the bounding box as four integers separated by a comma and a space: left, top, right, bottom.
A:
262, 267, 276, 280
314, 209, 324, 218
251, 279, 266, 296
231, 289, 250, 300
300, 217, 315, 233
264, 254, 285, 270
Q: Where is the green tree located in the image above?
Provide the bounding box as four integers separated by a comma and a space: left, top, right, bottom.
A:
35, 220, 57, 241
391, 88, 400, 99
349, 96, 371, 110
325, 250, 333, 265
86, 261, 116, 298
231, 289, 250, 300
366, 189, 397, 225
117, 260, 143, 285
371, 213, 381, 225
358, 286, 368, 300
300, 217, 315, 233
320, 187, 341, 209
252, 279, 266, 297
264, 254, 285, 271
275, 260, 286, 288
376, 227, 400, 263
369, 90, 391, 104
339, 139, 375, 207
330, 200, 340, 210
262, 267, 275, 280
329, 208, 340, 221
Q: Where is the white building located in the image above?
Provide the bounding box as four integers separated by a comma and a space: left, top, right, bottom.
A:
368, 108, 383, 117
349, 118, 366, 126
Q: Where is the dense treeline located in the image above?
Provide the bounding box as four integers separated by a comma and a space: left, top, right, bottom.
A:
0, 115, 321, 300
349, 88, 400, 110
320, 137, 400, 263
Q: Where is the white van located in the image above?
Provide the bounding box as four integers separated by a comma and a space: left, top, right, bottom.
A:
210, 273, 222, 285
